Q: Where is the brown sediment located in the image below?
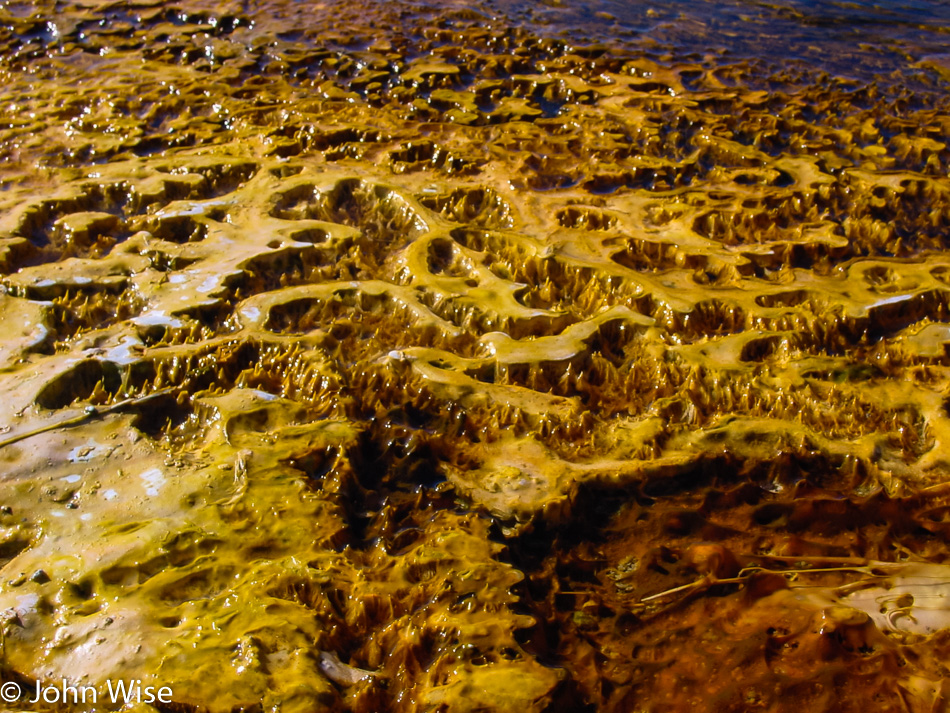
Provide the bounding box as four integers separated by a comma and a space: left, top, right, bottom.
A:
1, 0, 950, 711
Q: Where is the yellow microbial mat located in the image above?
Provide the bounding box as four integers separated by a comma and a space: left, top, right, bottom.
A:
1, 0, 950, 711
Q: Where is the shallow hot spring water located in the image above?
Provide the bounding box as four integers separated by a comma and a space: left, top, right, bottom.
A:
1, 1, 950, 711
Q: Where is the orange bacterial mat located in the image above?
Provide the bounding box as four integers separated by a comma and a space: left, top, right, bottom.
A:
1, 1, 950, 711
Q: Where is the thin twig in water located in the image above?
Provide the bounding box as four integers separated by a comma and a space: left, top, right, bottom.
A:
0, 388, 181, 449
638, 564, 881, 604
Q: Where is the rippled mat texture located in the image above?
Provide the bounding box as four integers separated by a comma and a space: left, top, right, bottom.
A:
2, 1, 950, 711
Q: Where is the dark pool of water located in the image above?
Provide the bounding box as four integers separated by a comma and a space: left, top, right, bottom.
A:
473, 0, 950, 84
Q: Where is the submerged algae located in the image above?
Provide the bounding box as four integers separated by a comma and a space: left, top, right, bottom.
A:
1, 0, 950, 711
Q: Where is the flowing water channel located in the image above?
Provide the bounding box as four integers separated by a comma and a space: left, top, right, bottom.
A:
1, 1, 950, 711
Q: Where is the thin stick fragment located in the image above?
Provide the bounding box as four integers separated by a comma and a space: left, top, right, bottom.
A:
0, 387, 180, 449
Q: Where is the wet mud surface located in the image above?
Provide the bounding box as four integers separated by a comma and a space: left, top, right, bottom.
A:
2, 0, 950, 711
